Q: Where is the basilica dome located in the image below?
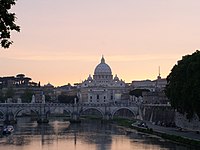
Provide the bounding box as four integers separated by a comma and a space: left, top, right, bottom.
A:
94, 56, 112, 75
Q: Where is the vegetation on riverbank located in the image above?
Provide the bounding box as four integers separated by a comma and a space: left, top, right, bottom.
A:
130, 124, 200, 148
81, 115, 102, 120
107, 117, 200, 148
161, 132, 200, 147
112, 117, 134, 127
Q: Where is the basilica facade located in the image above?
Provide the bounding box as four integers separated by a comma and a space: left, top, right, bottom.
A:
77, 56, 129, 103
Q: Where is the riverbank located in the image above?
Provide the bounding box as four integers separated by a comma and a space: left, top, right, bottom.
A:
131, 124, 200, 148
113, 118, 200, 148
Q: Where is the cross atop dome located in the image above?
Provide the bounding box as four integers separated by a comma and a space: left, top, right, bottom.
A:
101, 55, 105, 63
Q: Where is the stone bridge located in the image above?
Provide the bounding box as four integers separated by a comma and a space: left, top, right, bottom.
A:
0, 103, 139, 123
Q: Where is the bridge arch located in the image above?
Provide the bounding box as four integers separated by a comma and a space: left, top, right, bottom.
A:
14, 108, 39, 119
112, 107, 136, 119
63, 109, 72, 116
0, 109, 5, 116
80, 107, 104, 118
0, 109, 5, 120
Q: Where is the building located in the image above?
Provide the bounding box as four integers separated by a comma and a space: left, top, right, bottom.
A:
132, 79, 155, 92
142, 91, 169, 104
56, 84, 77, 96
131, 73, 167, 92
130, 69, 168, 104
77, 56, 129, 103
0, 74, 39, 88
0, 74, 45, 103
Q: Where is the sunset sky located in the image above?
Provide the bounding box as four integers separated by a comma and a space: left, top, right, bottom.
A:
0, 0, 200, 86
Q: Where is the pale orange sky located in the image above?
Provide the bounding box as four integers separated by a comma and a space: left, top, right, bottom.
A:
0, 0, 200, 86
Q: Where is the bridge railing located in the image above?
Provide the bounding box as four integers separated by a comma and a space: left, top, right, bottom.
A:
142, 103, 171, 107
0, 102, 139, 108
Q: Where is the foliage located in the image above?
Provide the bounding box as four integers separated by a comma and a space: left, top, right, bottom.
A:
0, 90, 5, 102
58, 95, 79, 104
165, 50, 200, 119
21, 89, 33, 103
5, 87, 15, 99
0, 0, 20, 48
113, 117, 134, 127
160, 133, 200, 147
44, 94, 51, 102
0, 95, 3, 102
131, 123, 200, 147
129, 89, 150, 97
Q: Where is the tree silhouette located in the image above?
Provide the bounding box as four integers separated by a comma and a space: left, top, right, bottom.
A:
21, 89, 33, 103
5, 87, 15, 99
0, 0, 20, 48
0, 90, 5, 102
165, 50, 200, 119
58, 95, 79, 104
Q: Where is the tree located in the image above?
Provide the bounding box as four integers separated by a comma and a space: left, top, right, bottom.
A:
0, 0, 20, 48
58, 95, 79, 104
44, 94, 51, 102
0, 90, 5, 102
5, 87, 15, 99
165, 50, 200, 119
21, 89, 33, 103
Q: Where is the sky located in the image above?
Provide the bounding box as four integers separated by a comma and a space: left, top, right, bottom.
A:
0, 0, 200, 86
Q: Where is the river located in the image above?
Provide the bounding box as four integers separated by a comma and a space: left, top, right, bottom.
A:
0, 117, 195, 150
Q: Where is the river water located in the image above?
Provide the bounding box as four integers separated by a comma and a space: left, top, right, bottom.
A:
0, 117, 195, 150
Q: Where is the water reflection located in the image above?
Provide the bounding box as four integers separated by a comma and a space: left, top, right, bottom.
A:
0, 117, 196, 150
69, 121, 112, 150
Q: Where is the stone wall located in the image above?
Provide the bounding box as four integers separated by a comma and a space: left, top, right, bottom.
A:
175, 112, 200, 131
141, 106, 175, 126
142, 91, 169, 104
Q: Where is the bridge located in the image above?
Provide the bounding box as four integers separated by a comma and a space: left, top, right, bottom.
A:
0, 102, 139, 124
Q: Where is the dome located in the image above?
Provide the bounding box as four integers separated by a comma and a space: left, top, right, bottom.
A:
94, 56, 112, 75
45, 82, 54, 87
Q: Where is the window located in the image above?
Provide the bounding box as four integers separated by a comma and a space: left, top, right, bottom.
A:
97, 94, 99, 100
90, 96, 92, 99
104, 96, 106, 99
